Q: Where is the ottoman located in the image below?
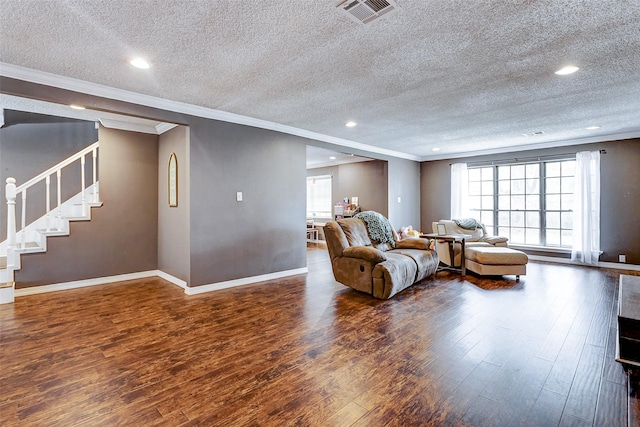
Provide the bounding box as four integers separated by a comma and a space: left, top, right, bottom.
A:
465, 246, 528, 280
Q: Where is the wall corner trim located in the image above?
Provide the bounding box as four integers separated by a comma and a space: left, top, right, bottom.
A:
157, 270, 188, 289
184, 267, 309, 295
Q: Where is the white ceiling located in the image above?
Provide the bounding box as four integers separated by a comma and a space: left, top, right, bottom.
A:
1, 1, 639, 161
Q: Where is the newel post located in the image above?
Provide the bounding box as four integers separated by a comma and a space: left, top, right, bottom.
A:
6, 177, 17, 249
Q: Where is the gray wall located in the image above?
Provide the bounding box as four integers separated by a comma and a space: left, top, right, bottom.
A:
158, 126, 190, 283
421, 138, 640, 264
338, 160, 388, 217
0, 111, 98, 240
188, 119, 307, 287
15, 126, 159, 287
388, 157, 421, 231
1, 78, 309, 290
308, 160, 388, 218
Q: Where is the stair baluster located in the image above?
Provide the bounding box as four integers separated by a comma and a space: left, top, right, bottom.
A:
5, 178, 16, 250
56, 169, 62, 227
93, 147, 98, 203
46, 175, 51, 232
81, 154, 86, 217
21, 188, 26, 249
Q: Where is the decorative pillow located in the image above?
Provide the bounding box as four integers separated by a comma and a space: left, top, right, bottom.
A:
480, 236, 509, 245
395, 238, 433, 251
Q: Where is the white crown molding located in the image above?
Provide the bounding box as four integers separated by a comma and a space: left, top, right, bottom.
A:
184, 267, 308, 295
0, 62, 420, 161
99, 118, 161, 135
155, 122, 178, 134
307, 157, 374, 169
0, 93, 173, 133
420, 130, 640, 162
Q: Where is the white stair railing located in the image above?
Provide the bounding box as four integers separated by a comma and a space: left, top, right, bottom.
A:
5, 141, 99, 251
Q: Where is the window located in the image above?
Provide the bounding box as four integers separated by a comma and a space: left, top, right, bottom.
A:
468, 159, 576, 248
306, 175, 332, 219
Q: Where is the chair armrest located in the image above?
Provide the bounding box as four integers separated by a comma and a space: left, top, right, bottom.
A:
343, 246, 387, 263
395, 238, 432, 250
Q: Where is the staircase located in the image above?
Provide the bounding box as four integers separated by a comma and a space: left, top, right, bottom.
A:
0, 142, 101, 304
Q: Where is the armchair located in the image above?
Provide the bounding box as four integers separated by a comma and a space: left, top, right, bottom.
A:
431, 219, 527, 279
431, 220, 508, 268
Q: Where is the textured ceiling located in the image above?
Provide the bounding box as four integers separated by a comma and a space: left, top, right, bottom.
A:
1, 0, 639, 160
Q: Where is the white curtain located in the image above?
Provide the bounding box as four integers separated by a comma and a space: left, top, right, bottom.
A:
451, 163, 469, 219
571, 151, 600, 264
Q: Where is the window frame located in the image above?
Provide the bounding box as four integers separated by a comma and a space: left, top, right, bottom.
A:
306, 174, 333, 220
467, 158, 576, 249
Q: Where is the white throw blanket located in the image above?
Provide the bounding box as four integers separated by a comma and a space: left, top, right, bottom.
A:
454, 218, 486, 234
354, 211, 395, 248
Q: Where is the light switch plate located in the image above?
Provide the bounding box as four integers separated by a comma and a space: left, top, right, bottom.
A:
236, 191, 243, 202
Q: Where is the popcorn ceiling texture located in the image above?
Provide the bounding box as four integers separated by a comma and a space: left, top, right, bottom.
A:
1, 0, 639, 158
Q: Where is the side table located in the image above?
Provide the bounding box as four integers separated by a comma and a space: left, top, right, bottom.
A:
421, 233, 471, 276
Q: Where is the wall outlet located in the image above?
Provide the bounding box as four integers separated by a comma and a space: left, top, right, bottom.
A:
236, 191, 243, 202
619, 254, 626, 263
397, 196, 401, 203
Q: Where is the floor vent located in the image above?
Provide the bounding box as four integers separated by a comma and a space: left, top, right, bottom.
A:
336, 0, 399, 24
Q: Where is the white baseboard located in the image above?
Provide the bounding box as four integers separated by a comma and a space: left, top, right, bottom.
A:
12, 268, 309, 298
528, 255, 640, 271
184, 267, 309, 295
0, 283, 15, 304
15, 270, 159, 297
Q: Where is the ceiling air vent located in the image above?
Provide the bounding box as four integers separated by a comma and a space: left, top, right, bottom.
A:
522, 131, 545, 137
336, 0, 399, 24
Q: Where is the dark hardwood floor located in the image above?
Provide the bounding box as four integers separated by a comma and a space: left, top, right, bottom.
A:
1, 244, 638, 426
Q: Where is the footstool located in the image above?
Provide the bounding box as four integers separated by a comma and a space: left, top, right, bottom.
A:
464, 246, 528, 280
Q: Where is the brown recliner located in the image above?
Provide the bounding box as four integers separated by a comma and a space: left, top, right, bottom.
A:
324, 218, 439, 299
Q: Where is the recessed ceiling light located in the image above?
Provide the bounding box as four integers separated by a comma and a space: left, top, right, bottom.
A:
555, 65, 579, 75
345, 121, 357, 128
69, 104, 85, 110
130, 57, 151, 69
432, 147, 441, 152
329, 156, 337, 160
585, 125, 601, 130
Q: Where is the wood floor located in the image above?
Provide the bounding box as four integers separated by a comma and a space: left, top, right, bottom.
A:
1, 245, 638, 426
